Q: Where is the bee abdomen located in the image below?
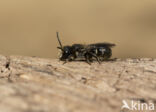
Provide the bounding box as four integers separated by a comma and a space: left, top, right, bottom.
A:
90, 47, 112, 60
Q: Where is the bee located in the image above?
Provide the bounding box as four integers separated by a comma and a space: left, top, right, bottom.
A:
56, 32, 116, 64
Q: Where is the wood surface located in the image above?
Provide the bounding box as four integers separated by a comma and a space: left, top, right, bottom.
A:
0, 55, 156, 112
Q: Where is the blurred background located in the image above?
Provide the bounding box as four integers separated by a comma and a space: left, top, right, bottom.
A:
0, 0, 156, 59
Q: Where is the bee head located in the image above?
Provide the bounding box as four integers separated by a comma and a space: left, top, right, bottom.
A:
58, 46, 73, 60
56, 32, 73, 60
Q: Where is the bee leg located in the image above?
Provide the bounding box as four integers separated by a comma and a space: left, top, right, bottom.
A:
63, 60, 68, 64
62, 59, 72, 64
89, 53, 101, 64
85, 54, 91, 65
62, 55, 74, 65
86, 59, 91, 65
99, 57, 103, 62
111, 58, 117, 61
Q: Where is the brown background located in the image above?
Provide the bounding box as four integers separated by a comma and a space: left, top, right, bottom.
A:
0, 0, 156, 59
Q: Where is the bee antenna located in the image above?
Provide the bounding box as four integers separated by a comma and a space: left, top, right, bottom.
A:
56, 32, 63, 50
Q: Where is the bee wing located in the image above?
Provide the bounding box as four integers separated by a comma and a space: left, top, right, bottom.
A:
89, 43, 116, 48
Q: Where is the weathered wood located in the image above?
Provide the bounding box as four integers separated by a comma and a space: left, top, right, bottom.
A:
0, 55, 156, 112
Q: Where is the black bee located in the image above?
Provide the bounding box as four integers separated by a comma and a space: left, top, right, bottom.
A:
56, 32, 116, 64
